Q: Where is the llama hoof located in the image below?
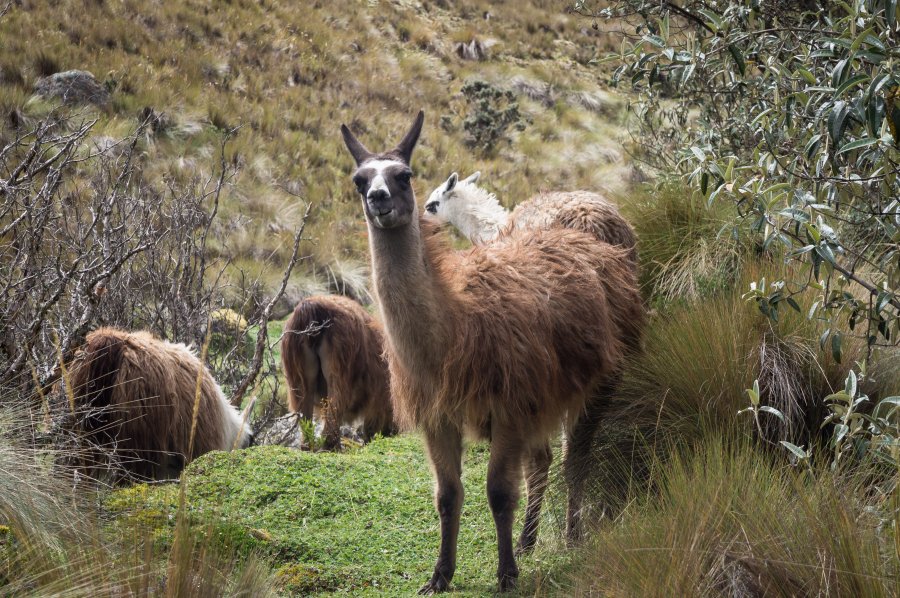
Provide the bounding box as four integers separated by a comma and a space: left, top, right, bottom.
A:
497, 568, 519, 592
418, 574, 451, 594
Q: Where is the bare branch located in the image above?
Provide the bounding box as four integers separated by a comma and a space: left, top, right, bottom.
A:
229, 202, 311, 407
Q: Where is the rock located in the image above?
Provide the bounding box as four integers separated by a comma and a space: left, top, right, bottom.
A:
455, 39, 488, 61
33, 70, 110, 107
256, 413, 303, 448
270, 283, 305, 320
255, 413, 364, 450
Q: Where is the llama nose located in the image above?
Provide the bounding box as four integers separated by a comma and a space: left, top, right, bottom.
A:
368, 188, 390, 204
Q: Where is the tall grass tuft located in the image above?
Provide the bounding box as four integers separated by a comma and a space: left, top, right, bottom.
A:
570, 436, 900, 597
0, 391, 276, 596
608, 261, 869, 447
619, 181, 742, 303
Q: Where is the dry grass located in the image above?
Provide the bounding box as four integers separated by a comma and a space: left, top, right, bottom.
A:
0, 0, 630, 292
570, 436, 900, 597
617, 181, 742, 303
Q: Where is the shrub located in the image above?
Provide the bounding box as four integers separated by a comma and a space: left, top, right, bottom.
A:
583, 0, 900, 357
461, 79, 527, 155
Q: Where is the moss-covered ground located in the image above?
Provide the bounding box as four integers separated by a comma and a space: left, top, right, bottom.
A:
107, 435, 573, 596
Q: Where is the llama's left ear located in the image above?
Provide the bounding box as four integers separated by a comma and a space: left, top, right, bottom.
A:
462, 171, 481, 184
395, 110, 424, 164
445, 172, 459, 192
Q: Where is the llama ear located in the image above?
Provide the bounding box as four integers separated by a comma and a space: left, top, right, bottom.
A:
394, 110, 424, 164
340, 124, 373, 166
462, 171, 481, 184
445, 172, 459, 193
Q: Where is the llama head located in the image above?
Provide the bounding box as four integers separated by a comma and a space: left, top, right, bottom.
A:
340, 111, 424, 229
424, 171, 481, 222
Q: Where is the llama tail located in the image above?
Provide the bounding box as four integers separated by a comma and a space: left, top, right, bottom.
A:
282, 300, 330, 417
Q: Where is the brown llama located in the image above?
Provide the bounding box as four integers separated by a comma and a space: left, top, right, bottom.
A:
65, 327, 253, 483
281, 295, 395, 450
341, 112, 643, 593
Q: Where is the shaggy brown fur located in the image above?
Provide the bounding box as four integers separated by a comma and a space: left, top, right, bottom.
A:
65, 327, 252, 483
391, 220, 643, 435
508, 190, 639, 266
281, 295, 395, 450
341, 112, 644, 593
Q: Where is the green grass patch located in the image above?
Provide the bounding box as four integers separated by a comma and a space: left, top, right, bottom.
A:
108, 435, 575, 596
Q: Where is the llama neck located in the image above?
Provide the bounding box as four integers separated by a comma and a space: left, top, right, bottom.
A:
449, 183, 509, 243
367, 217, 451, 372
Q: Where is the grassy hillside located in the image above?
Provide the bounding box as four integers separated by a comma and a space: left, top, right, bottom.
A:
109, 435, 573, 596
0, 0, 629, 291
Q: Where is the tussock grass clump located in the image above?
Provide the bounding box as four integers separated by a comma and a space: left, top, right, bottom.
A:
611, 261, 862, 446
619, 181, 742, 303
570, 437, 900, 597
0, 400, 277, 596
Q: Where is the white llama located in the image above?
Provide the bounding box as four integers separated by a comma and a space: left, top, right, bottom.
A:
425, 172, 638, 264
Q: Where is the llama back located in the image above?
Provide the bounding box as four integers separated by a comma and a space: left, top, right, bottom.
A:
509, 191, 638, 265
67, 327, 247, 481
389, 220, 638, 437
282, 296, 392, 425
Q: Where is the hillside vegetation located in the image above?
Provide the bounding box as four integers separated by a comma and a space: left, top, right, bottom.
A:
1, 0, 630, 290
2, 1, 900, 597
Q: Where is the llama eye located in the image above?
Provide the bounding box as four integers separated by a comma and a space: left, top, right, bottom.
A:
396, 172, 412, 185
353, 176, 367, 194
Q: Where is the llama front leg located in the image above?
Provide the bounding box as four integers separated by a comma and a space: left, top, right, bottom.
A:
516, 441, 552, 555
419, 424, 464, 595
486, 430, 524, 592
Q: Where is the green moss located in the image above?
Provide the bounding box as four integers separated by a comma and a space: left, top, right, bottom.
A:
108, 435, 573, 596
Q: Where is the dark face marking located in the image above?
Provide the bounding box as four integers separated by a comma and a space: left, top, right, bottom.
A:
352, 158, 416, 229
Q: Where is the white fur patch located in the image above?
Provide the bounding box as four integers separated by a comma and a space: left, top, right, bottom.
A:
425, 178, 508, 243
165, 338, 251, 450
362, 159, 405, 199
369, 173, 390, 197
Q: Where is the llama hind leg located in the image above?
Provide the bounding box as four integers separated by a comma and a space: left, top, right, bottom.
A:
516, 441, 552, 555
419, 424, 463, 595
318, 338, 344, 451
564, 385, 614, 545
486, 430, 524, 592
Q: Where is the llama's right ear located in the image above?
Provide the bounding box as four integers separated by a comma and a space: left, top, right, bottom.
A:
394, 110, 424, 164
462, 171, 481, 184
445, 172, 459, 193
340, 124, 373, 166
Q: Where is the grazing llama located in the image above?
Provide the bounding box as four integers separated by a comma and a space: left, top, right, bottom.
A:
281, 295, 395, 450
65, 327, 254, 483
341, 112, 643, 593
425, 172, 638, 264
